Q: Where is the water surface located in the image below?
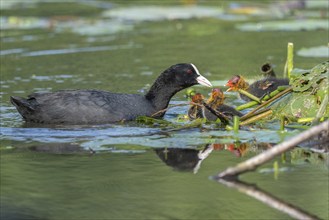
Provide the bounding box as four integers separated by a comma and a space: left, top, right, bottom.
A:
1, 1, 328, 219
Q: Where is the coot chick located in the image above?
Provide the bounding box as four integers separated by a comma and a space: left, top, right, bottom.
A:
187, 89, 243, 121
204, 88, 243, 121
225, 75, 289, 102
188, 93, 205, 120
11, 63, 212, 124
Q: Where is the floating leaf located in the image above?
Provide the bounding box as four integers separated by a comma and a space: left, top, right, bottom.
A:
102, 6, 223, 21
236, 19, 328, 31
271, 61, 328, 122
290, 61, 328, 92
297, 46, 329, 58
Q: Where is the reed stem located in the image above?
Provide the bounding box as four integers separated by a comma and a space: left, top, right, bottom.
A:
233, 116, 240, 132
285, 42, 294, 79
238, 89, 261, 103
236, 86, 290, 111
240, 87, 292, 121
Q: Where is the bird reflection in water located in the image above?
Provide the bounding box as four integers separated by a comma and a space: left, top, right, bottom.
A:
155, 141, 274, 174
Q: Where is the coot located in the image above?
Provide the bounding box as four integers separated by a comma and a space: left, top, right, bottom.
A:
188, 93, 205, 120
225, 75, 289, 101
204, 88, 243, 121
188, 89, 242, 121
11, 63, 212, 124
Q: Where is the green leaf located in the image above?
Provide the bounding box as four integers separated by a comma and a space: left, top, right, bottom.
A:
270, 61, 329, 122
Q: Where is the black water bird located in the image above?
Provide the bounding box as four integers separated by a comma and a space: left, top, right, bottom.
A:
11, 63, 212, 124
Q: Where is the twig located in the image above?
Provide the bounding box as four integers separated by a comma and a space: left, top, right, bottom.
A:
202, 102, 230, 125
240, 87, 292, 121
217, 120, 329, 178
239, 109, 272, 126
216, 179, 320, 220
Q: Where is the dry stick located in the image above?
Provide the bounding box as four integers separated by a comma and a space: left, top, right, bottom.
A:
240, 87, 293, 121
240, 109, 272, 126
217, 120, 329, 178
217, 179, 320, 220
202, 101, 230, 125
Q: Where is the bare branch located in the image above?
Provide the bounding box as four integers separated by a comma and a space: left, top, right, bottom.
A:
217, 120, 329, 178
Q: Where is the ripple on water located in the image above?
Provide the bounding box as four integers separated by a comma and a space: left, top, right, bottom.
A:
21, 43, 141, 57
0, 121, 294, 151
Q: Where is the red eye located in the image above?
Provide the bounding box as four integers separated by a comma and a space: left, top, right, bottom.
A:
186, 69, 193, 74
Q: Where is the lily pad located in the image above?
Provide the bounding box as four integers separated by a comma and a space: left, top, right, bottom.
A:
290, 61, 328, 92
67, 20, 133, 36
297, 46, 329, 58
271, 61, 329, 122
236, 19, 328, 31
102, 6, 223, 22
0, 16, 132, 36
0, 16, 49, 29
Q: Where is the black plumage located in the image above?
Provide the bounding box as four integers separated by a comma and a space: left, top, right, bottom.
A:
11, 63, 212, 124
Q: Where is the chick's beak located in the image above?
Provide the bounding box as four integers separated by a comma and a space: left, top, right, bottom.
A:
196, 75, 212, 87
225, 81, 233, 92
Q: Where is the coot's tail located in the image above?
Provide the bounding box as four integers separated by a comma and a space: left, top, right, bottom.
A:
10, 96, 36, 118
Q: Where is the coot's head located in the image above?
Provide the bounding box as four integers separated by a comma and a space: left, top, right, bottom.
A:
225, 75, 248, 91
165, 63, 212, 88
207, 88, 225, 105
261, 63, 276, 78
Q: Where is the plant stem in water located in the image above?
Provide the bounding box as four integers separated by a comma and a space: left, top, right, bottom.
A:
233, 116, 240, 132
238, 89, 261, 103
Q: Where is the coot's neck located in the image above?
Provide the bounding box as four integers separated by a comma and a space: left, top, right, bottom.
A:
145, 77, 182, 116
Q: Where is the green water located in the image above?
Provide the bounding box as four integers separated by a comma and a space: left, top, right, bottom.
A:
1, 1, 328, 219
